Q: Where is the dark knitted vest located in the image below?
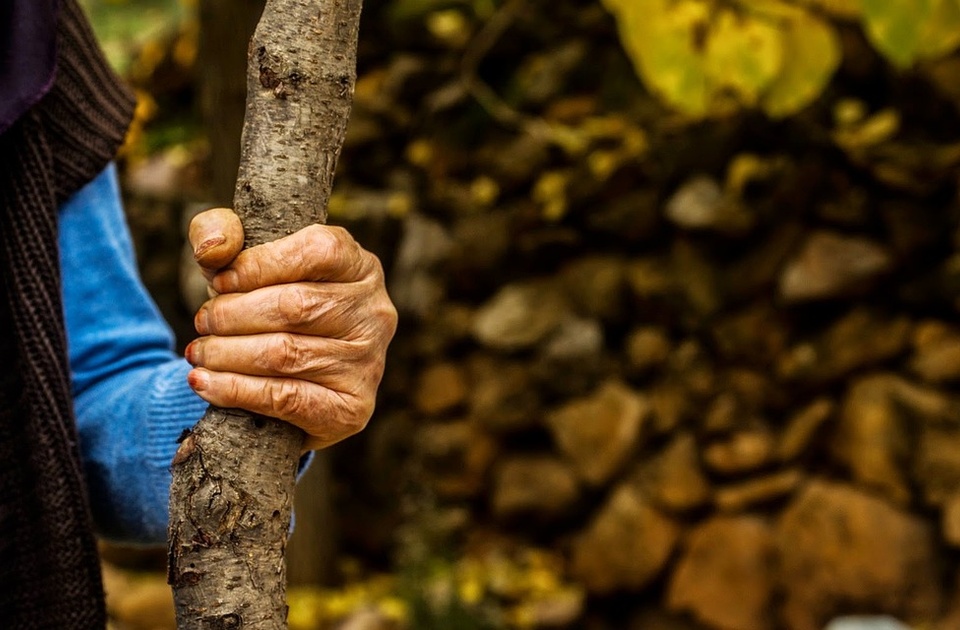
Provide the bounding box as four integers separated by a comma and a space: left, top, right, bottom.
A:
0, 1, 135, 627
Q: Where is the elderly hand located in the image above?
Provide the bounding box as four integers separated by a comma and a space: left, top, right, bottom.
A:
183, 208, 397, 451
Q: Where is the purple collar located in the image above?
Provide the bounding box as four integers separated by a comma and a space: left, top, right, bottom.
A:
0, 0, 60, 135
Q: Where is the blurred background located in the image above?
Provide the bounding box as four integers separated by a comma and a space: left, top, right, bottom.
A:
79, 0, 960, 628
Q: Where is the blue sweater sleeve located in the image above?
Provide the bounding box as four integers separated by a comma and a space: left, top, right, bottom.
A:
59, 164, 208, 545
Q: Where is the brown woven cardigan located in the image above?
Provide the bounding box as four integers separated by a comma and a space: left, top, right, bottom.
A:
0, 1, 135, 627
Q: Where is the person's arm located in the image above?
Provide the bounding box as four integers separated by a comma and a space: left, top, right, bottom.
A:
59, 164, 206, 544
60, 164, 397, 545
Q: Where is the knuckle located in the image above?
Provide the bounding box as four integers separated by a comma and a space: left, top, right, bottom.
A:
264, 332, 302, 374
276, 285, 310, 325
326, 229, 350, 268
207, 299, 229, 332
352, 395, 376, 431
270, 380, 308, 420
378, 298, 399, 339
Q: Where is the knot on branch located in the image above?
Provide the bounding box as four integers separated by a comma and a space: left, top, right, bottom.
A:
201, 613, 243, 629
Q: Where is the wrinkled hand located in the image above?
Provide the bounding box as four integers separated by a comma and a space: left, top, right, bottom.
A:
184, 208, 397, 451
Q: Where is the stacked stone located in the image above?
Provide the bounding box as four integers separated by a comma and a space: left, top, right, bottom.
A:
357, 160, 960, 629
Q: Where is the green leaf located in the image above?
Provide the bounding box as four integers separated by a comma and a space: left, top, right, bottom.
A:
861, 0, 935, 68
760, 8, 841, 117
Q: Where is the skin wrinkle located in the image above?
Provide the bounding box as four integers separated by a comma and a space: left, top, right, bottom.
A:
186, 210, 397, 451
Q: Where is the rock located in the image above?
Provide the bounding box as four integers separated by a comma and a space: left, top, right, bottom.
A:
914, 425, 960, 505
546, 380, 649, 486
776, 480, 941, 630
666, 339, 717, 401
414, 302, 475, 356
473, 281, 569, 351
629, 608, 711, 630
909, 321, 960, 383
823, 617, 911, 630
832, 375, 911, 504
702, 392, 742, 434
724, 368, 776, 412
625, 256, 674, 301
491, 456, 580, 521
711, 302, 789, 366
416, 421, 497, 499
647, 381, 689, 434
667, 516, 775, 630
558, 255, 627, 321
414, 362, 468, 416
570, 485, 679, 594
535, 316, 606, 397
663, 175, 752, 233
703, 430, 775, 476
467, 355, 540, 433
633, 433, 710, 513
664, 175, 725, 229
672, 238, 721, 318
450, 211, 512, 280
586, 189, 661, 243
885, 375, 960, 424
778, 231, 893, 302
778, 398, 835, 461
723, 222, 805, 301
714, 469, 804, 512
482, 132, 551, 187
778, 309, 911, 383
625, 326, 671, 374
390, 213, 453, 318
942, 492, 960, 546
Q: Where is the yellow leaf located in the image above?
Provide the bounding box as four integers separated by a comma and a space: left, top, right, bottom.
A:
832, 108, 900, 150
703, 9, 784, 107
916, 0, 960, 59
861, 0, 936, 67
792, 0, 861, 18
607, 0, 712, 118
534, 171, 571, 221
725, 153, 781, 197
760, 9, 841, 117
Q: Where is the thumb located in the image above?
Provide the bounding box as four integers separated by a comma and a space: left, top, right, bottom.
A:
188, 207, 244, 275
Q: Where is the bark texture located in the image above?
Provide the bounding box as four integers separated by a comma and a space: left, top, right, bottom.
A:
168, 1, 362, 627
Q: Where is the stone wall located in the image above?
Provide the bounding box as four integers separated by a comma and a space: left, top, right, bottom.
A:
354, 155, 960, 627
321, 7, 960, 622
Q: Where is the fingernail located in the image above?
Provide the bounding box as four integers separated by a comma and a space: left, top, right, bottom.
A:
187, 368, 210, 392
194, 235, 225, 260
213, 269, 238, 293
184, 340, 200, 366
195, 308, 209, 334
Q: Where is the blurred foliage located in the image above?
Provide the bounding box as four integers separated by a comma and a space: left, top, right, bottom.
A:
79, 0, 201, 162
604, 0, 960, 119
284, 548, 582, 630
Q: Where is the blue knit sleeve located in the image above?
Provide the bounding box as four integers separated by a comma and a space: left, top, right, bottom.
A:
59, 164, 208, 545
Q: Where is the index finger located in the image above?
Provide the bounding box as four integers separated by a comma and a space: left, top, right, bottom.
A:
211, 224, 375, 293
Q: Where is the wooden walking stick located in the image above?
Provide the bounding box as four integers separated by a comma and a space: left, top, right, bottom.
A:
167, 1, 362, 627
